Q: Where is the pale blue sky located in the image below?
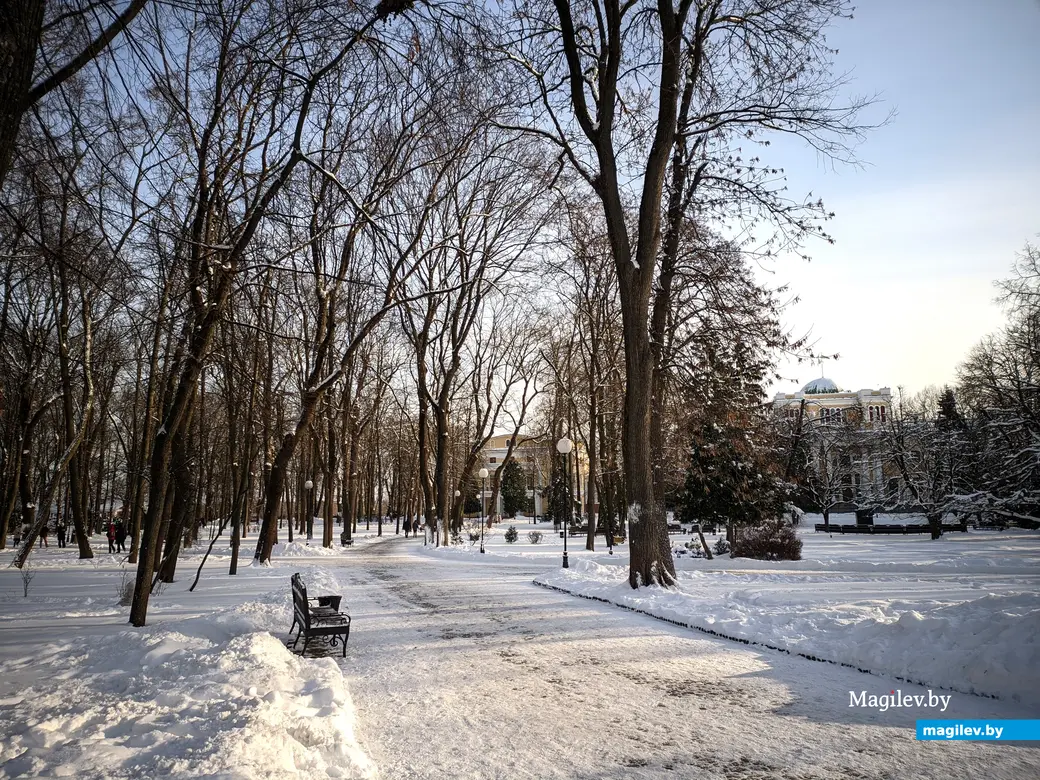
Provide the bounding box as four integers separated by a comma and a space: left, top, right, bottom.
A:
766, 0, 1040, 397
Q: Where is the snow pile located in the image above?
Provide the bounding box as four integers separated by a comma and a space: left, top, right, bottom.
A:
0, 569, 371, 780
536, 560, 1040, 705
273, 541, 342, 557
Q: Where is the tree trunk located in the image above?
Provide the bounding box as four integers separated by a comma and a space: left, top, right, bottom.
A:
0, 1, 45, 188
619, 293, 675, 587
928, 511, 943, 540
585, 382, 598, 551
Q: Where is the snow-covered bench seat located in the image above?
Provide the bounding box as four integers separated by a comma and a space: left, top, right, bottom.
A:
289, 573, 351, 657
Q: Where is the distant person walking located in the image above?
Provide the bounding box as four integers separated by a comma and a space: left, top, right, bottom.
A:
56, 521, 67, 548
403, 517, 412, 538
115, 522, 127, 552
106, 521, 116, 553
39, 522, 49, 547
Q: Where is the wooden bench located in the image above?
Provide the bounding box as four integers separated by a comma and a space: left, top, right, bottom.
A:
289, 573, 351, 657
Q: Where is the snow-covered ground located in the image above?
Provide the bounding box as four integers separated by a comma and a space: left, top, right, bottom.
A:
1, 519, 1038, 778
429, 518, 1040, 703
0, 527, 394, 779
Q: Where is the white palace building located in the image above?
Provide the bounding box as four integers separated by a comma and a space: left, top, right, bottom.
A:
772, 377, 892, 426
772, 377, 896, 504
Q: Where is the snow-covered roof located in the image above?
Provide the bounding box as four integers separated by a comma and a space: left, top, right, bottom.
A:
801, 377, 841, 394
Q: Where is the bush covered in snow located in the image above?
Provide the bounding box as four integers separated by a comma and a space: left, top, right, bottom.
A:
713, 537, 731, 556
674, 541, 705, 558
504, 525, 519, 543
527, 530, 543, 544
731, 519, 801, 561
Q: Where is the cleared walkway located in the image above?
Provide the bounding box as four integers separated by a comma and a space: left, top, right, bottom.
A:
327, 537, 1038, 780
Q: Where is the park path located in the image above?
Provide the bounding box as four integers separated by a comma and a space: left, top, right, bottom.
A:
323, 537, 1039, 780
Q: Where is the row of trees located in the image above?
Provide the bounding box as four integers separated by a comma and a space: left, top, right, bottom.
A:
2, 0, 872, 623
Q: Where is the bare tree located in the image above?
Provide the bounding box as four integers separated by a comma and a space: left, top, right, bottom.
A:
499, 0, 873, 586
0, 1, 149, 187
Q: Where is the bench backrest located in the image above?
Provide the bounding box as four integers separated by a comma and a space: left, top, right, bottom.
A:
291, 573, 311, 630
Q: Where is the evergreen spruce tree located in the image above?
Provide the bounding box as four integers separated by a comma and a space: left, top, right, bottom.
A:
936, 386, 965, 431
501, 459, 527, 518
546, 454, 570, 527
676, 342, 786, 531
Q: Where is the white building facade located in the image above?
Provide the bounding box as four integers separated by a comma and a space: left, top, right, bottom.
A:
773, 378, 895, 505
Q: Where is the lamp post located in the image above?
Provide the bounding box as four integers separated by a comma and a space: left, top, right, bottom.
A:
453, 490, 461, 541
304, 480, 314, 543
534, 469, 540, 523
478, 468, 488, 553
556, 437, 572, 569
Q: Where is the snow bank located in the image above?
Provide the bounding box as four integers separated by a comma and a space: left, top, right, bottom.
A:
536, 560, 1040, 706
0, 568, 371, 780
272, 541, 342, 557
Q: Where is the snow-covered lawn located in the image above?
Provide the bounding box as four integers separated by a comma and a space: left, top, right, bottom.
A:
425, 517, 1040, 705
0, 537, 380, 780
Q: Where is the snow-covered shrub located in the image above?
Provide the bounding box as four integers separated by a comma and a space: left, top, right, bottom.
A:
20, 560, 35, 597
451, 530, 463, 545
713, 537, 731, 556
118, 570, 134, 606
731, 519, 801, 561
468, 531, 480, 542
527, 530, 543, 544
504, 525, 519, 543
674, 541, 705, 558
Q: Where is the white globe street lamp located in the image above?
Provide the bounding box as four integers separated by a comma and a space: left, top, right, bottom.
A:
304, 480, 314, 543
556, 438, 572, 568
478, 468, 489, 553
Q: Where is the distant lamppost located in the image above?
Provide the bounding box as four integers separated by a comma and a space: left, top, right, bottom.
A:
454, 490, 461, 541
557, 437, 572, 569
478, 468, 489, 553
534, 469, 540, 524
304, 480, 314, 543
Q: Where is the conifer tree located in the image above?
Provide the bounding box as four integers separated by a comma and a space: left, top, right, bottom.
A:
676, 343, 786, 531
500, 459, 527, 518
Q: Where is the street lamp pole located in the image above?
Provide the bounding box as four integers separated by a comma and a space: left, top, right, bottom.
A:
556, 437, 572, 569
453, 489, 460, 542
478, 468, 488, 553
304, 480, 314, 544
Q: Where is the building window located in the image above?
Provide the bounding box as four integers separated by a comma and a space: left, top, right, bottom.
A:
489, 457, 497, 463
820, 407, 847, 424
